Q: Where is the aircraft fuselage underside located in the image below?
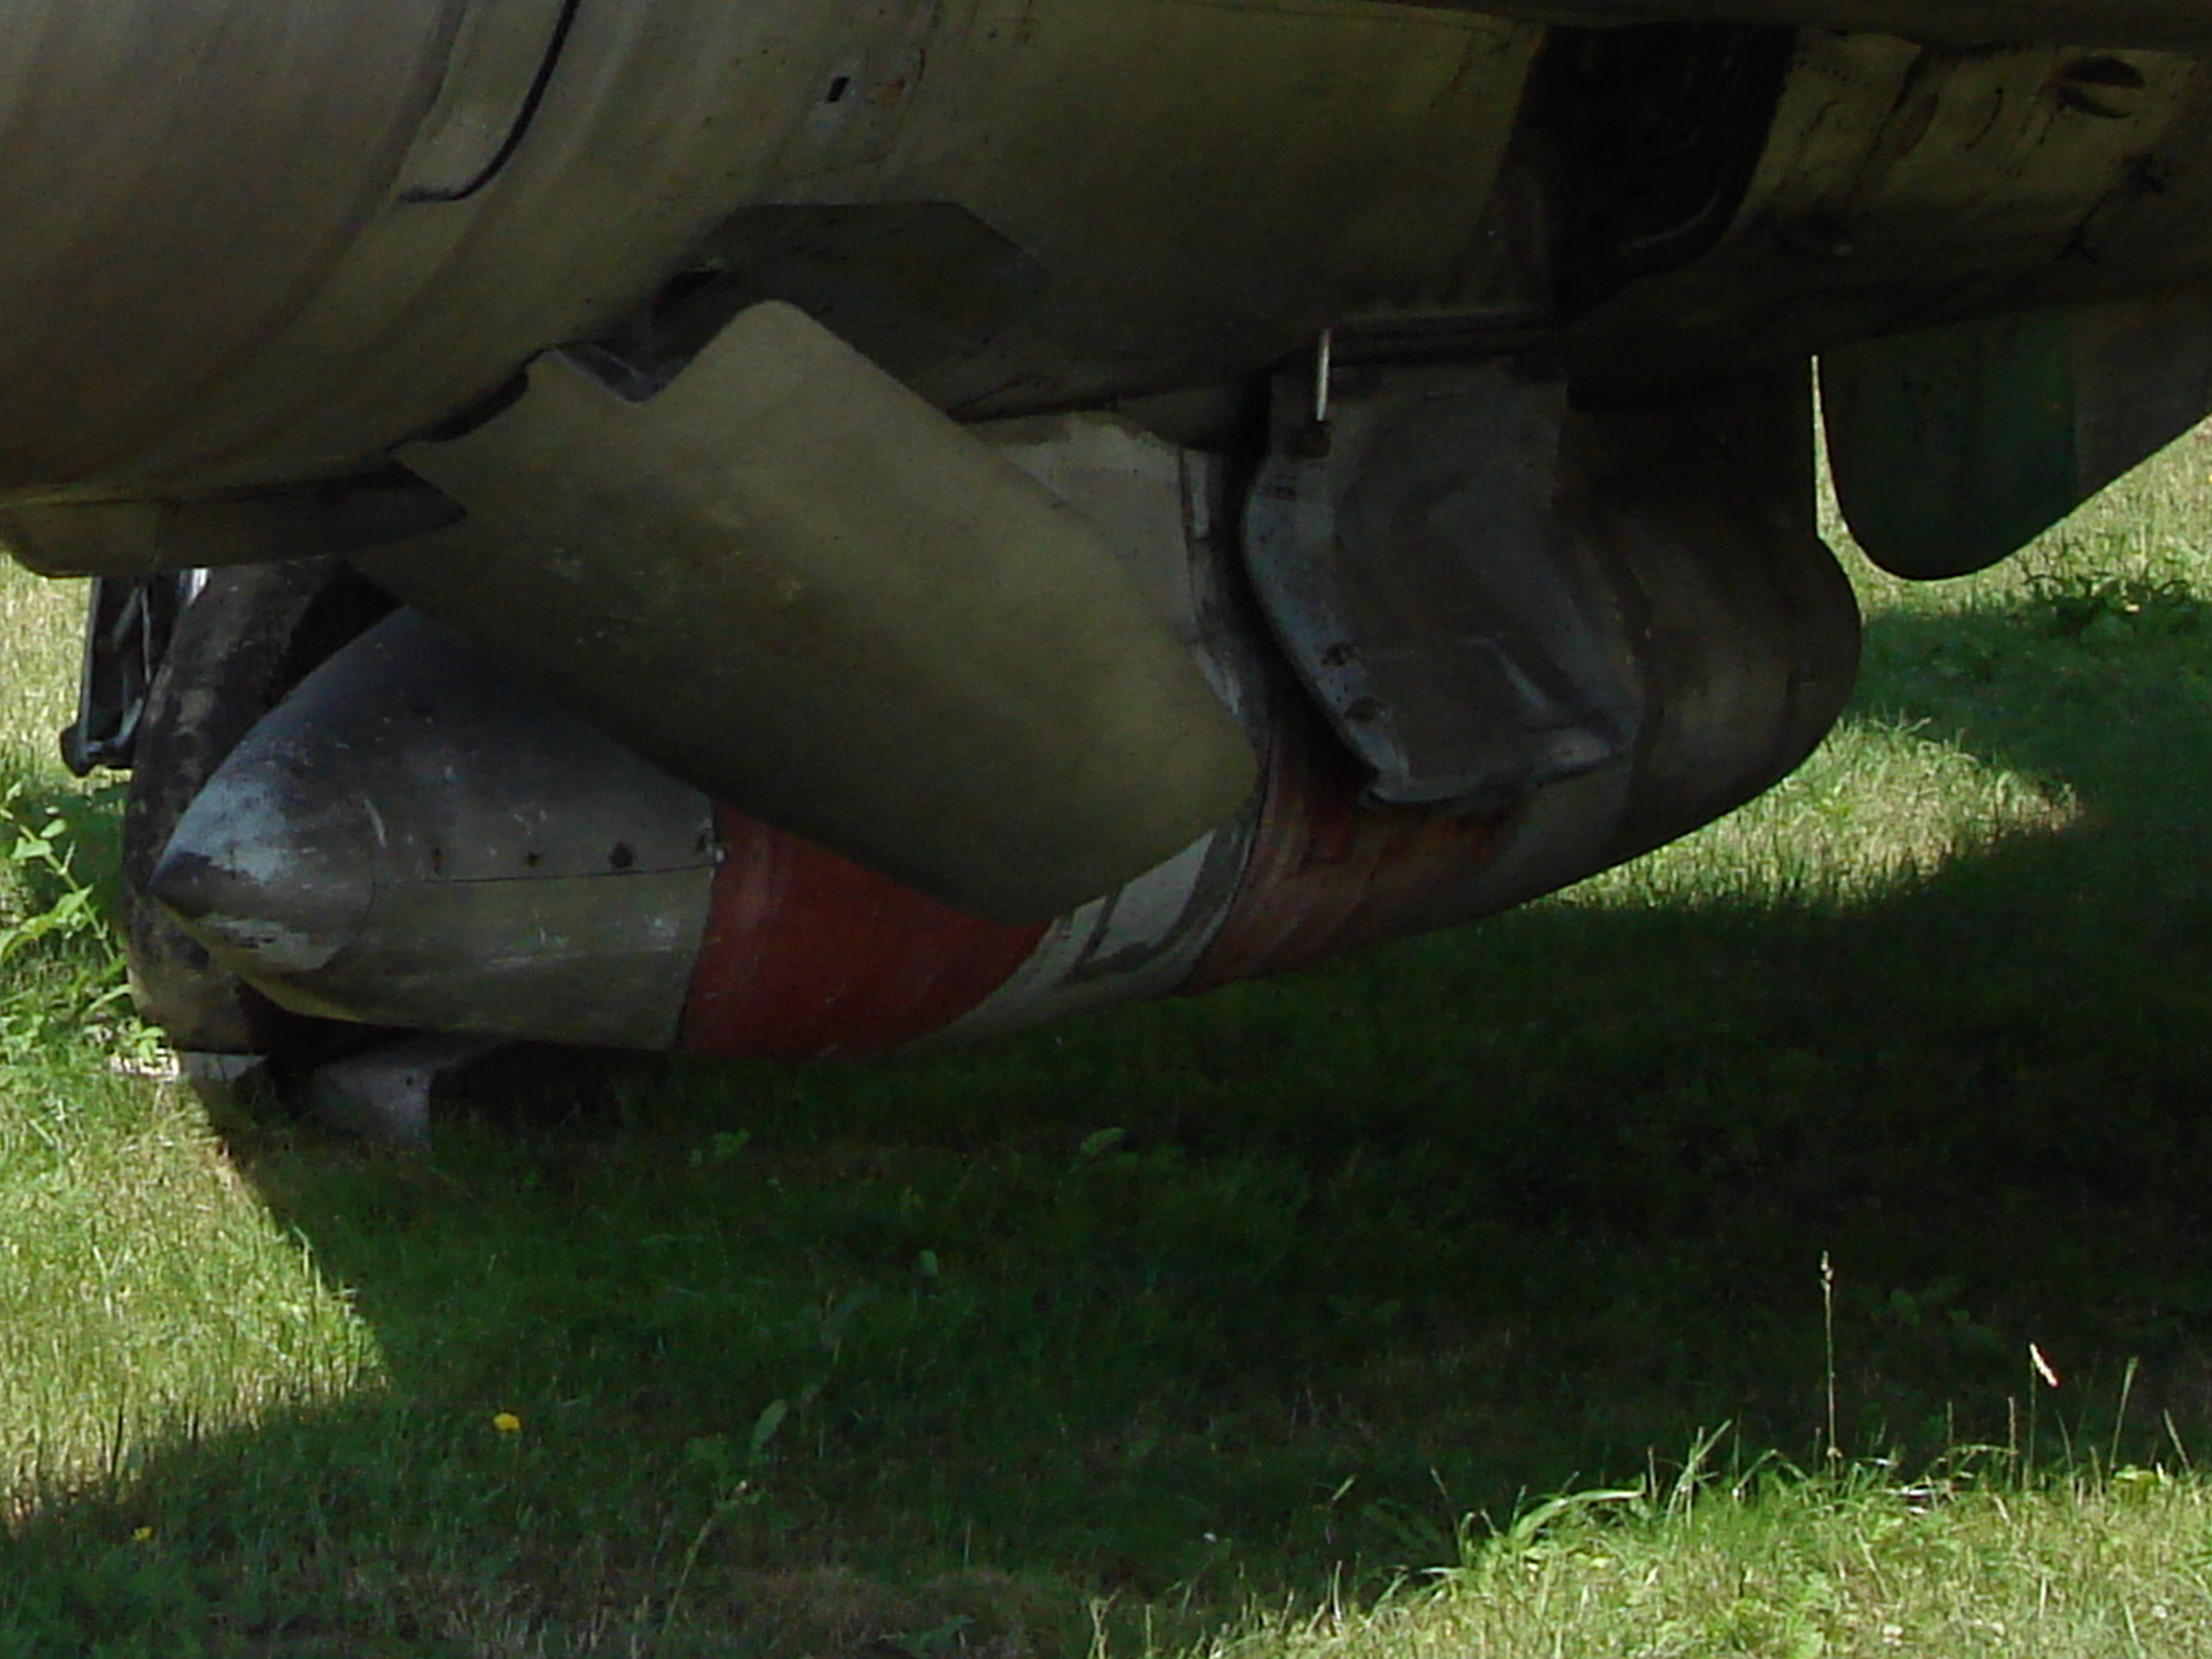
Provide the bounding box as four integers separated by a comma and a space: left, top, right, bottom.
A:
7, 2, 2208, 1070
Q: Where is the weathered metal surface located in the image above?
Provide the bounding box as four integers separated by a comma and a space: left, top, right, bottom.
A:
0, 0, 469, 491
0, 0, 1537, 511
753, 0, 1540, 417
370, 301, 1257, 923
1825, 280, 2212, 578
1456, 1, 2212, 49
150, 611, 721, 1050
585, 203, 1051, 401
1568, 36, 2212, 398
938, 418, 1269, 1042
1183, 709, 1527, 994
0, 1, 2207, 530
1553, 369, 1860, 866
27, 0, 2212, 1085
683, 409, 1278, 1060
119, 561, 394, 1056
682, 825, 1048, 1062
1244, 361, 1637, 811
395, 0, 576, 203
1198, 368, 1855, 990
1, 475, 460, 578
0, 0, 864, 496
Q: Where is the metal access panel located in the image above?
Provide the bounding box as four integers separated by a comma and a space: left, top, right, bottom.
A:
1242, 362, 1638, 813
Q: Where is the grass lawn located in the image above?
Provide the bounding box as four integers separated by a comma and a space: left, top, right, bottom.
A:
4, 433, 2212, 1652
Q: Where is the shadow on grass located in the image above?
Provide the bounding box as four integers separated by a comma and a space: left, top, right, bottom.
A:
12, 586, 2212, 1653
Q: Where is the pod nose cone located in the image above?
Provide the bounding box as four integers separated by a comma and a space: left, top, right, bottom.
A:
139, 609, 720, 1048
150, 769, 375, 976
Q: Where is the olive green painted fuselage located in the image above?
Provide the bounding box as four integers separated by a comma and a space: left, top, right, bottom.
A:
15, 1, 2212, 925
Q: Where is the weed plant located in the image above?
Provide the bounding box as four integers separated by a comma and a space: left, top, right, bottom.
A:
5, 438, 2212, 1649
0, 779, 138, 1060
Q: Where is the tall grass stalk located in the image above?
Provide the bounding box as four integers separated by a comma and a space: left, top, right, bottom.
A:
1823, 1252, 1840, 1465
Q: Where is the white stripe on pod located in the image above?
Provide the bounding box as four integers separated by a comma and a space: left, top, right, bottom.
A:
936, 416, 1277, 1043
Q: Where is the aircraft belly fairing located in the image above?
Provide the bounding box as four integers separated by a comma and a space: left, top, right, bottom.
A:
0, 1, 2205, 1087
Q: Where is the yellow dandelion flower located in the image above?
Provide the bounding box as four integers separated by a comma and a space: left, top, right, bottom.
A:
492, 1412, 523, 1434
131, 1526, 153, 1543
